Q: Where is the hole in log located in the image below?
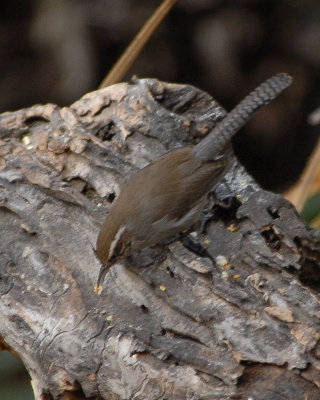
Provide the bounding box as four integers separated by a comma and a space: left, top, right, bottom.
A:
68, 178, 98, 201
299, 260, 320, 290
166, 266, 175, 278
24, 116, 49, 125
107, 192, 116, 203
260, 225, 282, 251
210, 195, 242, 225
81, 183, 95, 197
61, 382, 87, 400
294, 237, 320, 291
267, 206, 280, 219
140, 304, 149, 313
96, 121, 117, 141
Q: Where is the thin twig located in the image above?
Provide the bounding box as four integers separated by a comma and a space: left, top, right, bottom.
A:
99, 0, 178, 89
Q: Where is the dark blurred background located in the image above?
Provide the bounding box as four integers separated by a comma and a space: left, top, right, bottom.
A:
0, 0, 320, 398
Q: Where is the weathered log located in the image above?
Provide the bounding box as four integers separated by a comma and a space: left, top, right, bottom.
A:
0, 78, 320, 399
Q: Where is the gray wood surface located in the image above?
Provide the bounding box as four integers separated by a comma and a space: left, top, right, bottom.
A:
0, 79, 319, 400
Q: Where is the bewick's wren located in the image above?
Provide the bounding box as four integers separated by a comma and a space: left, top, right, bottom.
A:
95, 73, 292, 293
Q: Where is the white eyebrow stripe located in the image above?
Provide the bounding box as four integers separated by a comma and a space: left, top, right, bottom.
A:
108, 225, 126, 260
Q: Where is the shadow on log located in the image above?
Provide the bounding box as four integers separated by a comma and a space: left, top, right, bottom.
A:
0, 79, 320, 399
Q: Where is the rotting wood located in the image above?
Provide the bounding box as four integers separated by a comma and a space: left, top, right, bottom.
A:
0, 79, 320, 399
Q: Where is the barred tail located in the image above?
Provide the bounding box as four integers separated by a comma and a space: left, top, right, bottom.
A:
192, 73, 292, 161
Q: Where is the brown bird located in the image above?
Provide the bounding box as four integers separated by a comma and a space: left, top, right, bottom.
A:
95, 73, 292, 293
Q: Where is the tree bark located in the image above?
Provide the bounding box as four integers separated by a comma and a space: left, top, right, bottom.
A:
0, 78, 320, 400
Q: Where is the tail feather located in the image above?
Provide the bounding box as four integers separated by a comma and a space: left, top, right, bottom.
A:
192, 73, 292, 161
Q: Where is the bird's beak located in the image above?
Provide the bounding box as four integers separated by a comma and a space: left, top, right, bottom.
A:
94, 265, 109, 295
